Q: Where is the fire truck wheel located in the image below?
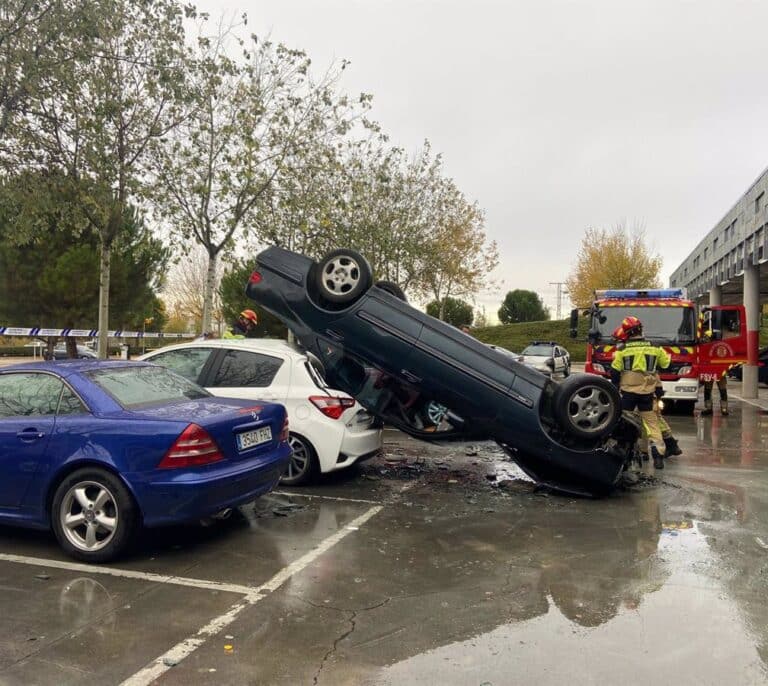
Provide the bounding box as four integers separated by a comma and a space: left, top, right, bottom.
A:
553, 374, 621, 441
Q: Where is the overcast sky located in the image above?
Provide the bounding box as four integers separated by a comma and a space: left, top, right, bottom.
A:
198, 0, 768, 319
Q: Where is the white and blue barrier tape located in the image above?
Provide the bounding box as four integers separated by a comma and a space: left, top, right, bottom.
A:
0, 326, 196, 339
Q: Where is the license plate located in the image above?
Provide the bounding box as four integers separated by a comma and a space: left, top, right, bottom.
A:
236, 426, 272, 451
675, 386, 698, 393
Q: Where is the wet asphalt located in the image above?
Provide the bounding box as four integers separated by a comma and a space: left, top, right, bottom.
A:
0, 393, 767, 685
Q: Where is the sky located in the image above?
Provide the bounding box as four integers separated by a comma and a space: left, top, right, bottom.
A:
197, 0, 768, 319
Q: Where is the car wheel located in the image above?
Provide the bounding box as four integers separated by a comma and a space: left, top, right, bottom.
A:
375, 280, 407, 302
552, 374, 621, 441
315, 248, 372, 304
51, 468, 138, 563
282, 433, 319, 486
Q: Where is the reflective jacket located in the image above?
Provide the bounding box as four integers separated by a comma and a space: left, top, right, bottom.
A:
222, 320, 248, 340
610, 338, 671, 394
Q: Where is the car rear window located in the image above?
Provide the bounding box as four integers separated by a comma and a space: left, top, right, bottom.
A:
87, 366, 210, 409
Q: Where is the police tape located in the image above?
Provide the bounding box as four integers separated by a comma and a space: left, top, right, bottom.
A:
0, 326, 196, 339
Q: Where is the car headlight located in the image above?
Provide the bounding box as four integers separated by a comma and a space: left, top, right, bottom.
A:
677, 365, 693, 376
592, 363, 606, 373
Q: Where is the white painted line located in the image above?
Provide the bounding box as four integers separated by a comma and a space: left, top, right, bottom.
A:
273, 490, 382, 505
0, 553, 256, 596
120, 505, 383, 686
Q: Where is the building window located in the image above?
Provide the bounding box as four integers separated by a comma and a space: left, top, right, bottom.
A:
713, 237, 718, 253
756, 192, 764, 215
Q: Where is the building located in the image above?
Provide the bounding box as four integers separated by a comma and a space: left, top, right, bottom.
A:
669, 166, 768, 398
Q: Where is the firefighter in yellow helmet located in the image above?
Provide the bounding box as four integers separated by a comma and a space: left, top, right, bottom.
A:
610, 316, 671, 469
223, 309, 258, 339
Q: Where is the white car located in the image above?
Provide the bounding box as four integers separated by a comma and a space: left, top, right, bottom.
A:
139, 339, 382, 485
520, 341, 571, 377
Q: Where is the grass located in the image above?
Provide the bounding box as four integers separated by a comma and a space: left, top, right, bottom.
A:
473, 319, 589, 361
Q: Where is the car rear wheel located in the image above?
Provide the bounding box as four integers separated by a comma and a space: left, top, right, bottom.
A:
315, 249, 372, 304
552, 374, 621, 441
375, 280, 407, 302
282, 433, 319, 486
51, 468, 137, 563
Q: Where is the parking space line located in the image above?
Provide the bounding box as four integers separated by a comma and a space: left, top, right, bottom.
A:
0, 553, 257, 595
120, 504, 383, 686
273, 490, 383, 505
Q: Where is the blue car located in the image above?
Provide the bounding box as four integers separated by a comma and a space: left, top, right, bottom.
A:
0, 360, 291, 562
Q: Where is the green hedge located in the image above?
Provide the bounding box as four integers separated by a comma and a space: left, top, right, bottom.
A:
473, 318, 589, 362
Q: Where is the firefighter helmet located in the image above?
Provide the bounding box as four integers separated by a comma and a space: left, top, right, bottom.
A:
240, 309, 258, 325
612, 325, 628, 341
621, 315, 643, 337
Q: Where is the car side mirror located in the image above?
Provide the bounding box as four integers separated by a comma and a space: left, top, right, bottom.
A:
587, 328, 600, 345
569, 309, 579, 338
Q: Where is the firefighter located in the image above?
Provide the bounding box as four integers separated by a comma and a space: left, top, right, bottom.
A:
612, 324, 682, 461
610, 316, 671, 469
701, 374, 729, 416
223, 309, 258, 339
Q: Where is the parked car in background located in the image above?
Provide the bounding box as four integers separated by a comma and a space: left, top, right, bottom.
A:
0, 361, 290, 562
520, 341, 570, 377
487, 344, 523, 362
728, 348, 768, 384
47, 344, 98, 360
139, 339, 382, 485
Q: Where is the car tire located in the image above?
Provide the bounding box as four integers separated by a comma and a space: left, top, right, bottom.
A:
315, 249, 372, 304
50, 467, 138, 563
375, 280, 407, 302
552, 374, 621, 441
282, 433, 319, 486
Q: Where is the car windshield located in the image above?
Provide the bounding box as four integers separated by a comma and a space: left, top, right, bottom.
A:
592, 306, 696, 344
522, 345, 553, 356
86, 365, 210, 409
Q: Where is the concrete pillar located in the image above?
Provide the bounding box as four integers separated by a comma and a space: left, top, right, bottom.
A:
709, 285, 722, 306
742, 262, 760, 399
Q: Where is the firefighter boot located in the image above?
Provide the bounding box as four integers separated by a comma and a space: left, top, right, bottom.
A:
664, 436, 682, 457
651, 446, 664, 470
700, 400, 713, 416
721, 400, 729, 416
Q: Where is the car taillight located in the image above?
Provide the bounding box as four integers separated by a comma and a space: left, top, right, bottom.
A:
158, 423, 224, 469
309, 395, 356, 420
279, 416, 289, 442
249, 271, 262, 284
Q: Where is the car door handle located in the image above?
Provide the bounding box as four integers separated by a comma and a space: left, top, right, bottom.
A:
401, 369, 421, 384
17, 429, 44, 442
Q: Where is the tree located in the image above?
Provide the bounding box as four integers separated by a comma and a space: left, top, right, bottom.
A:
162, 248, 224, 335
0, 205, 168, 332
498, 290, 550, 324
7, 0, 192, 357
218, 261, 286, 338
566, 225, 663, 308
0, 0, 86, 142
151, 21, 367, 333
426, 297, 474, 327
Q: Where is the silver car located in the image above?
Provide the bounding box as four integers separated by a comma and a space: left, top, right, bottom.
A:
520, 341, 570, 377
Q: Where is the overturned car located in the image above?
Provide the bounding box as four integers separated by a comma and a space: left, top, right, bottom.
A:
246, 247, 640, 496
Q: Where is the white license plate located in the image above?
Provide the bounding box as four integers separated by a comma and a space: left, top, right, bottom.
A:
675, 386, 698, 393
237, 426, 272, 451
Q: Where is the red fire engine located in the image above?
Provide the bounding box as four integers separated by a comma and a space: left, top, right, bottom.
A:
570, 288, 747, 414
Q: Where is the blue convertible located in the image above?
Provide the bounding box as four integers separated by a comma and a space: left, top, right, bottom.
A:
0, 360, 291, 562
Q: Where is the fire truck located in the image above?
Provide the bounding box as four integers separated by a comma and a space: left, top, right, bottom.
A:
570, 288, 748, 414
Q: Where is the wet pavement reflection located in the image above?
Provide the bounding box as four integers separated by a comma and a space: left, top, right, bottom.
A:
0, 402, 767, 684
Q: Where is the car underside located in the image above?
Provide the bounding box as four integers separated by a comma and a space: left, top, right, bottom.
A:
245, 246, 641, 496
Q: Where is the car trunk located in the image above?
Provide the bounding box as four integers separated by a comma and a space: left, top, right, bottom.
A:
128, 398, 286, 463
